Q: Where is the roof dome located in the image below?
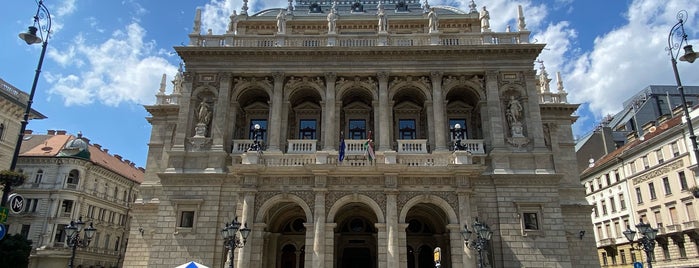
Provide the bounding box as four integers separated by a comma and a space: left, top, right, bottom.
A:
59, 132, 91, 159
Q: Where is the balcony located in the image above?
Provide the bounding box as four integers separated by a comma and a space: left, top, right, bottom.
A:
598, 238, 616, 248
232, 139, 485, 167
683, 220, 699, 231
64, 183, 78, 190
665, 224, 681, 234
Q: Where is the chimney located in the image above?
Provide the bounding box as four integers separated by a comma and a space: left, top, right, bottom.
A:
115, 154, 123, 161
56, 130, 67, 135
47, 130, 56, 135
138, 167, 145, 172
24, 130, 33, 135
103, 148, 109, 153
94, 144, 102, 150
125, 160, 131, 165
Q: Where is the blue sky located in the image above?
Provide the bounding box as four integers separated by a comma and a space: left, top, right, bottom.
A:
2, 0, 698, 168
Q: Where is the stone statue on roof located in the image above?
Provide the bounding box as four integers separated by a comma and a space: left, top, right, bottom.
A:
378, 4, 388, 33
328, 8, 338, 34
428, 8, 438, 33
480, 6, 491, 32
227, 10, 238, 34
277, 10, 286, 34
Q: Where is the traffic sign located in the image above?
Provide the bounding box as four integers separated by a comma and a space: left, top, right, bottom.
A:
0, 224, 6, 240
0, 207, 7, 223
8, 193, 24, 214
633, 262, 643, 268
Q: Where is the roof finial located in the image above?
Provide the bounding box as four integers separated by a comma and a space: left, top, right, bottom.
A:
469, 0, 478, 14
423, 0, 430, 13
556, 71, 565, 93
287, 0, 294, 14
518, 5, 528, 31
191, 8, 201, 34
159, 74, 167, 94
537, 60, 551, 93
241, 0, 249, 15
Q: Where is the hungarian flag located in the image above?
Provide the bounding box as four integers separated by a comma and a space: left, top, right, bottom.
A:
364, 131, 375, 161
339, 132, 346, 162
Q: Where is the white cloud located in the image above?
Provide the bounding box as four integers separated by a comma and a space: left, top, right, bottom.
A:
563, 0, 699, 119
45, 23, 177, 106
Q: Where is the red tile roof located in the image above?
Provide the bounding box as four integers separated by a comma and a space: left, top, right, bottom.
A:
581, 115, 683, 176
19, 131, 144, 183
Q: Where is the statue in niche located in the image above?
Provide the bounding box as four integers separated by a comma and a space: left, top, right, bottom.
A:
197, 101, 212, 125
327, 8, 338, 33
506, 96, 525, 138
480, 6, 490, 31
427, 8, 438, 32
506, 96, 522, 124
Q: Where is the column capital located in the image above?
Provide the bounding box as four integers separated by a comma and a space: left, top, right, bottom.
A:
377, 71, 389, 82
325, 72, 337, 81
273, 72, 285, 83
430, 71, 443, 81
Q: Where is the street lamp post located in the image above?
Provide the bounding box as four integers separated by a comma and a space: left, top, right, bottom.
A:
623, 220, 659, 268
2, 0, 52, 207
65, 217, 97, 268
221, 217, 251, 268
461, 218, 493, 268
667, 10, 699, 167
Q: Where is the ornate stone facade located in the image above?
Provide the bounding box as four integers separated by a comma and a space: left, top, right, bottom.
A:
124, 2, 598, 268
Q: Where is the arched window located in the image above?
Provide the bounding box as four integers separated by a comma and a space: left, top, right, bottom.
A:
67, 169, 80, 185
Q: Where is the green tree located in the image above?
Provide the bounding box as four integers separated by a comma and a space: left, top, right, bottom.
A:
0, 233, 33, 268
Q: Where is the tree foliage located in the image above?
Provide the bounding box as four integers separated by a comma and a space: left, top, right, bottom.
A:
0, 233, 33, 268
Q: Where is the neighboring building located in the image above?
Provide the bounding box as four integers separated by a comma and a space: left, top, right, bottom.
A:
581, 107, 699, 267
124, 1, 597, 268
575, 85, 699, 172
0, 78, 46, 169
5, 130, 144, 268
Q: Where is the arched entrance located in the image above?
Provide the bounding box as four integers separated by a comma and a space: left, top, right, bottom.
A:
405, 203, 451, 268
334, 202, 378, 268
260, 202, 307, 268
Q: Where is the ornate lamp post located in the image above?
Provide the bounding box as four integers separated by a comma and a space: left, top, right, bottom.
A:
65, 217, 97, 268
221, 217, 251, 268
667, 10, 699, 166
623, 220, 658, 268
452, 124, 466, 151
461, 218, 493, 268
2, 0, 52, 207
247, 124, 262, 152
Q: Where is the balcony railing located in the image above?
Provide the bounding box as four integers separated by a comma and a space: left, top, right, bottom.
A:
189, 31, 530, 48
683, 220, 699, 231
287, 139, 317, 154
397, 139, 428, 154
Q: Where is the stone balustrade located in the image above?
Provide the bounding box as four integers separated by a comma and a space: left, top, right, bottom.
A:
190, 31, 530, 48
397, 139, 428, 154
287, 139, 317, 153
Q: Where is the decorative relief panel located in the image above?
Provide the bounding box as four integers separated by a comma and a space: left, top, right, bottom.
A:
285, 76, 325, 90
388, 76, 431, 91
336, 76, 377, 90
633, 159, 684, 185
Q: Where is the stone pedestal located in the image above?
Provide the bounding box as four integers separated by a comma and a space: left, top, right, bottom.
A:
242, 152, 260, 164
453, 151, 472, 165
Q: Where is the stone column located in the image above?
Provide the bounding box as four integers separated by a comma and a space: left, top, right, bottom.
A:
485, 70, 505, 148
237, 191, 256, 268
431, 71, 447, 151
323, 73, 337, 151
172, 73, 194, 151
385, 191, 399, 267
457, 189, 476, 268
268, 72, 285, 151
312, 191, 326, 268
324, 223, 337, 267
378, 72, 391, 151
213, 73, 231, 151
227, 103, 240, 149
